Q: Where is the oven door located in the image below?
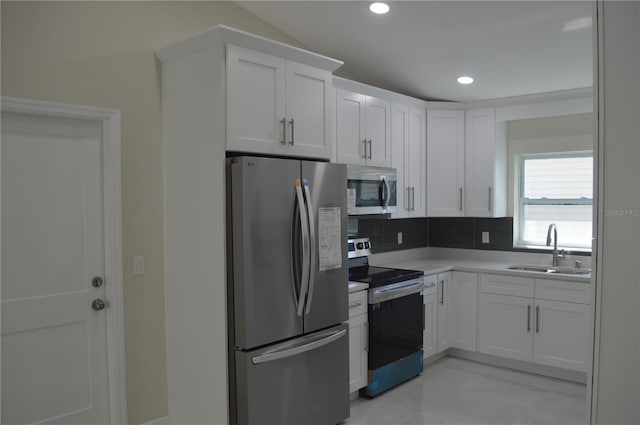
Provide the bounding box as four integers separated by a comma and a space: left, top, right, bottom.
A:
368, 291, 424, 370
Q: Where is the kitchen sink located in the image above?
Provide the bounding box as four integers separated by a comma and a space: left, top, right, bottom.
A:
507, 265, 592, 276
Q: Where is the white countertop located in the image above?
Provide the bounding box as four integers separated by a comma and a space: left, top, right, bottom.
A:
369, 248, 591, 283
348, 282, 369, 293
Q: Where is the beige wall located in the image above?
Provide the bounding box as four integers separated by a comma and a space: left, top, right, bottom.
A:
506, 113, 594, 218
1, 2, 304, 424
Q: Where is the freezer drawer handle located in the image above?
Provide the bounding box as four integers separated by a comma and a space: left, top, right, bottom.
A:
251, 329, 347, 365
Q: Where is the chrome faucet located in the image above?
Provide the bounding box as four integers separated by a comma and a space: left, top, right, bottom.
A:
546, 223, 565, 267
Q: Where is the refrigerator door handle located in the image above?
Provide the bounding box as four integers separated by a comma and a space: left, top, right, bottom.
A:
303, 180, 316, 315
251, 328, 347, 365
295, 179, 311, 317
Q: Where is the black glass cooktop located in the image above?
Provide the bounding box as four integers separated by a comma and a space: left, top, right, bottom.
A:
349, 265, 423, 288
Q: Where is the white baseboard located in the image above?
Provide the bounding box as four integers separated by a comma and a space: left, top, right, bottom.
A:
139, 417, 168, 425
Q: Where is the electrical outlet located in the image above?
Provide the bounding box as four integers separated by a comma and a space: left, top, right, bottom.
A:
482, 232, 490, 244
397, 232, 403, 245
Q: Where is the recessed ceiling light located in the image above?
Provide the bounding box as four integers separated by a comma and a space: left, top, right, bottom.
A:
457, 76, 474, 85
369, 2, 390, 15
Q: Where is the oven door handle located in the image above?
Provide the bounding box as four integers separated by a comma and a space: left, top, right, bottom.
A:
369, 282, 424, 304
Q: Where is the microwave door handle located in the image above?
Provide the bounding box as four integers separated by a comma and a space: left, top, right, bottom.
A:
381, 176, 390, 210
303, 180, 316, 315
295, 180, 310, 317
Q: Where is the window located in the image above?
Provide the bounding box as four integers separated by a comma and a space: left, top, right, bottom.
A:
518, 152, 593, 249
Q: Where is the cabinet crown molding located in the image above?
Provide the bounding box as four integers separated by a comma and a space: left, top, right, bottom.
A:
156, 24, 344, 72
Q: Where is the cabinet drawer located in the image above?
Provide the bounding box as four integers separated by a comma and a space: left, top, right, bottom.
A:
348, 290, 368, 318
535, 279, 590, 304
423, 274, 438, 296
480, 274, 534, 298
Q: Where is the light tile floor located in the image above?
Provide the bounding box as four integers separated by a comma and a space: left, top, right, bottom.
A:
345, 357, 587, 425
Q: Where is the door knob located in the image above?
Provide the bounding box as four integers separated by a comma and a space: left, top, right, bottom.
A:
92, 298, 106, 311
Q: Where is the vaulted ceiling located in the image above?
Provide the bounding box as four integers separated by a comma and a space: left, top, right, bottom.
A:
236, 1, 593, 102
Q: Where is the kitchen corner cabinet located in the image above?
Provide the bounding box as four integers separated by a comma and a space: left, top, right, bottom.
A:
227, 45, 333, 159
336, 89, 391, 167
436, 272, 454, 352
423, 275, 438, 359
451, 271, 478, 351
478, 274, 590, 372
464, 108, 506, 217
348, 290, 368, 393
426, 110, 465, 216
435, 271, 478, 353
392, 104, 426, 218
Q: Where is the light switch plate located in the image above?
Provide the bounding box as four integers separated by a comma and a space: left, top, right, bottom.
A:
133, 256, 145, 276
482, 232, 490, 244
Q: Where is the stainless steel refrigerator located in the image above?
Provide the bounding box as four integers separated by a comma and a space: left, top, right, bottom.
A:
226, 156, 349, 425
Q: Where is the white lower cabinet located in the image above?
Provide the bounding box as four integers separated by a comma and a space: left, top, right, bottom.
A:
533, 299, 590, 372
423, 275, 438, 359
433, 271, 478, 355
348, 290, 368, 393
436, 272, 453, 352
451, 272, 478, 351
478, 273, 590, 372
478, 293, 533, 362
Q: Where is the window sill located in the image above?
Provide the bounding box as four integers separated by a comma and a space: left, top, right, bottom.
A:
513, 244, 592, 256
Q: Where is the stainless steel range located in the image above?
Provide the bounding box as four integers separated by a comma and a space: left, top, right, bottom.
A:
348, 237, 425, 397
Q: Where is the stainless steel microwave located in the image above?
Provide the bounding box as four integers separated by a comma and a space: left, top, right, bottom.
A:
347, 165, 397, 215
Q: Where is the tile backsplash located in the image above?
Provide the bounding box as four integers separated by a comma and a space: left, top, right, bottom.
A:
351, 216, 514, 254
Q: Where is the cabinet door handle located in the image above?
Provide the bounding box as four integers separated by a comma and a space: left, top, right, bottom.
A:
280, 118, 286, 145
288, 118, 295, 145
488, 186, 492, 212
362, 139, 367, 159
368, 139, 372, 159
536, 305, 540, 333
406, 187, 411, 211
527, 305, 531, 332
364, 322, 368, 351
349, 301, 362, 309
459, 187, 463, 211
410, 187, 415, 211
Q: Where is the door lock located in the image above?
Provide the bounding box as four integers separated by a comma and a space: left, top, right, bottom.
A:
92, 276, 104, 288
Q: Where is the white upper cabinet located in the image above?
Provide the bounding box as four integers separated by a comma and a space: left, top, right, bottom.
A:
336, 89, 391, 167
227, 46, 286, 155
365, 96, 392, 167
427, 110, 465, 216
336, 89, 366, 165
464, 108, 506, 217
392, 104, 426, 219
285, 61, 333, 158
407, 107, 426, 216
391, 103, 409, 218
227, 45, 333, 159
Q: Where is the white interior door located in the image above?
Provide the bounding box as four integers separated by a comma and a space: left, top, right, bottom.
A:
2, 112, 111, 425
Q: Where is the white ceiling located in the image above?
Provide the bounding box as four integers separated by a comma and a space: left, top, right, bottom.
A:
236, 1, 593, 102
